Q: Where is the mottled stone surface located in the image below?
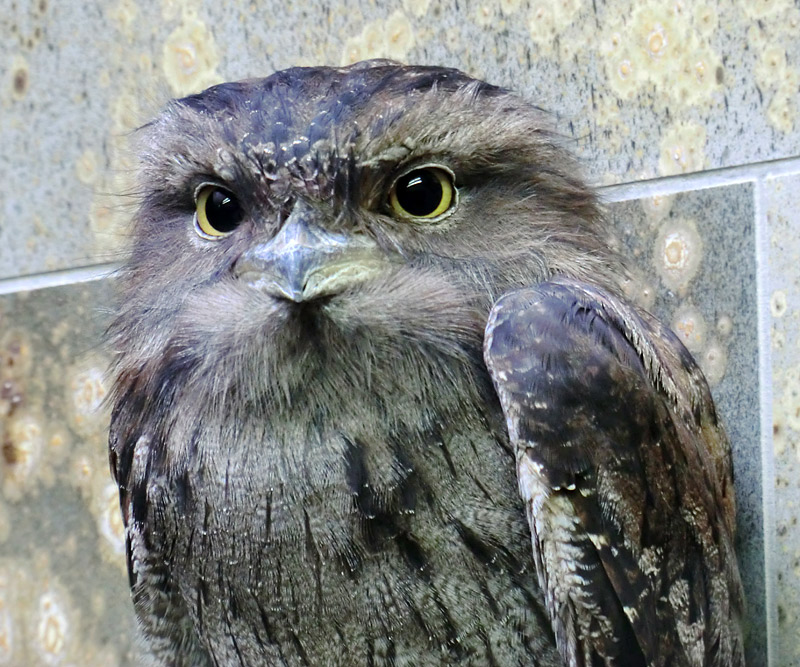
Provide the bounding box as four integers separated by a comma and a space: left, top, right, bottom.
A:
1, 0, 798, 664
0, 281, 141, 665
765, 174, 800, 667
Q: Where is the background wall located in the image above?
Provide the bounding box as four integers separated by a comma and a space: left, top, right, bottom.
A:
1, 0, 798, 664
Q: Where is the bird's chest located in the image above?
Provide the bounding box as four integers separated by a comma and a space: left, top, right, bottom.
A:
153, 420, 558, 665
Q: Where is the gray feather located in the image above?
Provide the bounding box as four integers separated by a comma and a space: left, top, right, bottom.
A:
108, 60, 743, 666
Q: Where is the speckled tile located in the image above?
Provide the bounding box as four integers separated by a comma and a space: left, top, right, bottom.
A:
765, 173, 800, 667
0, 280, 141, 666
606, 183, 766, 665
2, 0, 799, 279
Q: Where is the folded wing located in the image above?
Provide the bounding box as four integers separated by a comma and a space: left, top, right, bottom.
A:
484, 278, 744, 667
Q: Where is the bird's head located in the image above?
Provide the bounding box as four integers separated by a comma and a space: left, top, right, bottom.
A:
112, 61, 618, 415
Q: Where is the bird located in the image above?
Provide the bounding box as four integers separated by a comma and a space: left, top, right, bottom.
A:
107, 60, 745, 666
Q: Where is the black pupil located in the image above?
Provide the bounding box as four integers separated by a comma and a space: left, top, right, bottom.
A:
395, 170, 444, 217
206, 189, 243, 232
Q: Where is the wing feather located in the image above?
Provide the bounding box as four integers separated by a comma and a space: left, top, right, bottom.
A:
484, 278, 744, 667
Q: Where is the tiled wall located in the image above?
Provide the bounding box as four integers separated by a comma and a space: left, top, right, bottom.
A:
1, 1, 798, 664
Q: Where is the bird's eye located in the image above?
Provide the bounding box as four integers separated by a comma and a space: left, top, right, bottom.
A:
194, 185, 244, 238
389, 166, 456, 220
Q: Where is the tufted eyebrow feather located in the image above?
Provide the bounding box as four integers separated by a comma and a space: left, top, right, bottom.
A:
134, 62, 589, 224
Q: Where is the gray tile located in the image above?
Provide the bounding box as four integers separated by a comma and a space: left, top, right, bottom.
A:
0, 280, 141, 665
764, 173, 800, 667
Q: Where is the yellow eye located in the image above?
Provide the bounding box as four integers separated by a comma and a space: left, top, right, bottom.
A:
194, 185, 244, 238
389, 166, 456, 220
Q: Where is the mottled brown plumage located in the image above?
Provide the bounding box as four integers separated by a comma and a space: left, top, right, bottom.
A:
485, 279, 743, 666
108, 60, 744, 666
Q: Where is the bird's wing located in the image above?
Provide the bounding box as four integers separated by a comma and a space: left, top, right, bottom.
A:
483, 278, 744, 667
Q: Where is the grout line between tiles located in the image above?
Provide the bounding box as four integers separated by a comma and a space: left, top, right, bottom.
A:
0, 263, 120, 296
599, 155, 800, 202
754, 176, 777, 666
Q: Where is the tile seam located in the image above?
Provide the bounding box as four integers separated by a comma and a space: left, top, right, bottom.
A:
753, 176, 777, 666
0, 263, 119, 296
599, 155, 800, 202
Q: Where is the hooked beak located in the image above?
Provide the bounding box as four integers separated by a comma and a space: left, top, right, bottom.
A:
233, 200, 385, 302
